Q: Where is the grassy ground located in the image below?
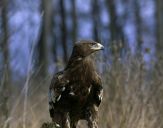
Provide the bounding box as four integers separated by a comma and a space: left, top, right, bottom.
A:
0, 55, 163, 128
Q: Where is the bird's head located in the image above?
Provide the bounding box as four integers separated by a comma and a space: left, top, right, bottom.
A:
71, 40, 104, 58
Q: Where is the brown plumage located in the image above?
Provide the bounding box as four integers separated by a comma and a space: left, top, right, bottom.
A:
48, 40, 104, 128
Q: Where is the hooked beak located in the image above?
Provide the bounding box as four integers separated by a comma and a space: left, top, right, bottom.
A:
91, 43, 104, 51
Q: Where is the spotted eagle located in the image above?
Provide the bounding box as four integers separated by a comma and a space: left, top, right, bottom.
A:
49, 40, 104, 128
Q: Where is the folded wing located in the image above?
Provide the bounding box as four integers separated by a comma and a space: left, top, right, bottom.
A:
48, 71, 69, 116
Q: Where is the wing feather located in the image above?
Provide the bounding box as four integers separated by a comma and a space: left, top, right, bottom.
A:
91, 73, 103, 106
49, 71, 69, 105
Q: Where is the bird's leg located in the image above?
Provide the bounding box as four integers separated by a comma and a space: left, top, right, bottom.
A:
62, 113, 71, 128
71, 122, 77, 128
87, 118, 98, 128
51, 112, 70, 128
85, 107, 98, 128
70, 120, 78, 128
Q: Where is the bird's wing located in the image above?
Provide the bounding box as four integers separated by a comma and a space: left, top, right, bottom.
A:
91, 73, 103, 106
49, 71, 69, 105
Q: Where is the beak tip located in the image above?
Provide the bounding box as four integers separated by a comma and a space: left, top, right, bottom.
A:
101, 46, 104, 50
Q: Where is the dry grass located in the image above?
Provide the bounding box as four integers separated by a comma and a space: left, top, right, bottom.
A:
99, 56, 163, 128
0, 55, 163, 128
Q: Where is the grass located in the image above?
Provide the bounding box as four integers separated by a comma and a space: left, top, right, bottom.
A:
0, 54, 163, 128
99, 56, 163, 128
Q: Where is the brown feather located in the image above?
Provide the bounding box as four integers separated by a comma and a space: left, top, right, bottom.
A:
49, 40, 103, 128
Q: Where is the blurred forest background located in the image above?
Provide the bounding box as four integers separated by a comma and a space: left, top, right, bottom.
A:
0, 0, 163, 128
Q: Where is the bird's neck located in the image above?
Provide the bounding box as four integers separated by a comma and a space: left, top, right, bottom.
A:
66, 56, 96, 81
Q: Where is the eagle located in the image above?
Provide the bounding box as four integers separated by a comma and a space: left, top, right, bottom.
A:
48, 40, 104, 128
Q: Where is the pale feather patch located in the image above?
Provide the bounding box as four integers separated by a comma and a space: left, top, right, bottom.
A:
69, 92, 75, 96
88, 87, 91, 93
56, 95, 61, 101
77, 57, 82, 61
58, 74, 63, 80
98, 89, 103, 101
55, 123, 61, 128
61, 87, 66, 91
66, 115, 70, 127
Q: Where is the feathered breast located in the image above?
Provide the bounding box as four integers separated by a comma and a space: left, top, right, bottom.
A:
65, 57, 96, 100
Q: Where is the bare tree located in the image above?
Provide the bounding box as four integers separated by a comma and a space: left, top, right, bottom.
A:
133, 0, 143, 54
71, 0, 77, 44
59, 0, 68, 63
155, 0, 163, 57
51, 35, 58, 71
105, 0, 125, 42
105, 0, 127, 58
91, 0, 101, 42
0, 0, 10, 127
35, 0, 53, 76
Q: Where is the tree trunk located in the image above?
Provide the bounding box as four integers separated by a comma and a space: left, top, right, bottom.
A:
155, 0, 163, 57
60, 0, 68, 63
52, 35, 58, 72
134, 0, 143, 54
71, 0, 77, 44
105, 0, 125, 42
105, 0, 126, 58
36, 0, 53, 76
91, 0, 101, 42
0, 0, 10, 127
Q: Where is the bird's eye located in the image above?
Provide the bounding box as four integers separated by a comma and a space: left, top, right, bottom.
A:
90, 43, 95, 46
